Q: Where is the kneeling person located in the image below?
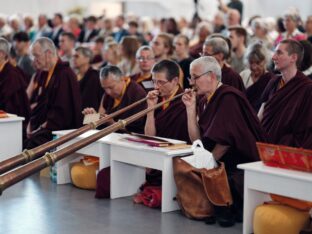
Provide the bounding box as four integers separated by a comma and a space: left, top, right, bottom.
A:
83, 65, 146, 133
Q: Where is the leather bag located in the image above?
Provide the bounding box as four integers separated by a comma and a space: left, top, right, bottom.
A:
173, 157, 233, 220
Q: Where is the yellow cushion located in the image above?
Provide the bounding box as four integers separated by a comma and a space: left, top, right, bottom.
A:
253, 204, 310, 234
71, 162, 99, 190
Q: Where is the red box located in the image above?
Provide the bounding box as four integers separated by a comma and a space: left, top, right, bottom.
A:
256, 142, 312, 173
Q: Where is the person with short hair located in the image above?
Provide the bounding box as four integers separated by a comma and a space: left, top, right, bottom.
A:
203, 36, 245, 92
59, 32, 76, 65
145, 59, 190, 143
228, 26, 247, 73
173, 34, 193, 89
182, 56, 266, 226
82, 65, 146, 133
151, 32, 174, 62
259, 39, 312, 148
78, 15, 99, 43
25, 37, 82, 149
12, 31, 35, 82
73, 46, 103, 110
130, 45, 155, 92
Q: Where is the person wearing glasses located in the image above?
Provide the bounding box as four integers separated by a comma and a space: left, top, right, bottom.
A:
203, 36, 245, 92
25, 37, 82, 149
182, 56, 266, 226
145, 59, 190, 143
130, 45, 156, 92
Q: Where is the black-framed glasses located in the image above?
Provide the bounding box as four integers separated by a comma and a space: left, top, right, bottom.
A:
199, 51, 219, 57
187, 71, 211, 83
152, 79, 169, 86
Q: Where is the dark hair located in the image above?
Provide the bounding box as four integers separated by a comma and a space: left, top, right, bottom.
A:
299, 40, 312, 71
152, 59, 180, 81
13, 31, 30, 42
100, 65, 123, 80
128, 21, 138, 28
54, 13, 63, 21
86, 15, 97, 23
280, 39, 304, 68
228, 26, 248, 45
60, 32, 76, 42
94, 36, 105, 44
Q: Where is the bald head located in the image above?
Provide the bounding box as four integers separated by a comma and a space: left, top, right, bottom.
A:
227, 9, 241, 27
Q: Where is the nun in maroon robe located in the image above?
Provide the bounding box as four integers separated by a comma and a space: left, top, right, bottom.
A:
246, 72, 274, 112
261, 71, 312, 149
25, 60, 83, 149
79, 67, 103, 110
102, 79, 147, 134
198, 85, 267, 209
154, 86, 190, 143
130, 73, 154, 92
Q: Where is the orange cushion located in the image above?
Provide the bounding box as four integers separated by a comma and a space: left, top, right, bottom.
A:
71, 161, 99, 190
253, 204, 310, 234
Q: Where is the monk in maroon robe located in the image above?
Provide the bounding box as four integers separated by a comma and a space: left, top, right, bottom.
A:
0, 38, 30, 140
0, 62, 30, 121
83, 65, 146, 134
145, 59, 190, 143
130, 45, 155, 92
73, 47, 103, 110
183, 56, 266, 224
259, 39, 312, 149
25, 38, 82, 149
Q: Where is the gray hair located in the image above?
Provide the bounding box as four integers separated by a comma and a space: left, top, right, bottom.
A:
31, 37, 57, 57
135, 45, 154, 58
99, 65, 123, 81
191, 56, 222, 81
0, 37, 10, 56
244, 41, 270, 67
204, 37, 229, 59
75, 46, 93, 63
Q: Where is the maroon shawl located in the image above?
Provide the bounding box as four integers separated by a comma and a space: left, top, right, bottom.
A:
0, 62, 30, 122
246, 72, 274, 112
102, 80, 147, 133
155, 87, 191, 143
261, 71, 312, 149
25, 61, 82, 148
222, 65, 246, 93
79, 67, 103, 110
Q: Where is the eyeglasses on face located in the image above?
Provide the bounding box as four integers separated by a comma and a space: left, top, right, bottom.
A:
151, 79, 169, 86
187, 71, 211, 83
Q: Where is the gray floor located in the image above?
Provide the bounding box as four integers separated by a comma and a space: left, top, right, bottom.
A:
0, 174, 242, 234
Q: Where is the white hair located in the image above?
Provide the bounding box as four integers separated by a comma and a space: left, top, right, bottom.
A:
191, 56, 222, 81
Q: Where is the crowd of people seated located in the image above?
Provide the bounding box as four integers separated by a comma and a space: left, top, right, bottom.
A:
0, 3, 312, 231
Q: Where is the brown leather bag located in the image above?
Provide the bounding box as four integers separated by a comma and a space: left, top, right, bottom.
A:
173, 157, 233, 220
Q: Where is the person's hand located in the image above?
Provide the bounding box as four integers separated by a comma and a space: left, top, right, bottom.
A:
146, 90, 159, 107
102, 113, 115, 125
82, 107, 96, 115
182, 88, 196, 109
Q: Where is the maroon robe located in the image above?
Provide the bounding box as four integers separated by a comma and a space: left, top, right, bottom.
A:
130, 73, 154, 92
246, 72, 274, 112
154, 87, 191, 143
198, 85, 267, 201
79, 67, 103, 110
261, 71, 312, 149
0, 62, 30, 123
25, 60, 83, 149
102, 80, 147, 134
222, 65, 246, 93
